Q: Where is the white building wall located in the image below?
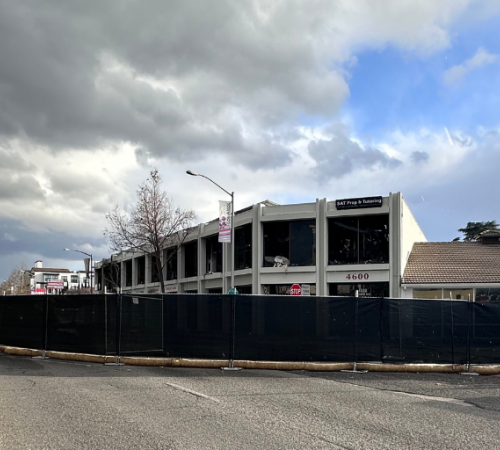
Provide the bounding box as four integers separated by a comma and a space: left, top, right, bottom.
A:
401, 196, 427, 276
97, 193, 415, 298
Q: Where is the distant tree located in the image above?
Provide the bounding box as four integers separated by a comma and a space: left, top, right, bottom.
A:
457, 221, 499, 241
104, 169, 195, 294
1, 263, 30, 295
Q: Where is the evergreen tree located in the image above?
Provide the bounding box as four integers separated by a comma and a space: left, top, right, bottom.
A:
457, 221, 499, 241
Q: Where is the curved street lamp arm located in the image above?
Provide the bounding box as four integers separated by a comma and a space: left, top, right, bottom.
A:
198, 174, 232, 198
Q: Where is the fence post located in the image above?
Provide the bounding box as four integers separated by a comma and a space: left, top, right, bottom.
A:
222, 294, 241, 371
379, 297, 384, 363
33, 292, 49, 360
105, 293, 124, 366
460, 297, 478, 376
342, 293, 367, 374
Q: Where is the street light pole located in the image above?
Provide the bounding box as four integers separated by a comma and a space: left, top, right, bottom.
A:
64, 248, 93, 294
187, 170, 240, 371
186, 170, 235, 293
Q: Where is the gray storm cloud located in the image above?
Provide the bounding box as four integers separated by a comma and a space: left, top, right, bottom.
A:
410, 151, 430, 164
308, 126, 402, 181
0, 1, 348, 170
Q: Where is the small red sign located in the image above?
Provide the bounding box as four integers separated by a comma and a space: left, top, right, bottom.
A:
290, 284, 302, 296
31, 288, 46, 295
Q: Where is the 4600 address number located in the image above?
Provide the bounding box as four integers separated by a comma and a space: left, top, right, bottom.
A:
346, 273, 370, 280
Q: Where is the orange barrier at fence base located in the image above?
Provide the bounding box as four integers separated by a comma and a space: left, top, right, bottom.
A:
2, 345, 500, 375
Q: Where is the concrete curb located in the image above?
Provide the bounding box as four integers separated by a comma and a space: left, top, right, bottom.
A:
2, 346, 500, 374
1, 346, 43, 357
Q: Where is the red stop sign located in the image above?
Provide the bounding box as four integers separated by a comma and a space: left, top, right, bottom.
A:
290, 284, 302, 296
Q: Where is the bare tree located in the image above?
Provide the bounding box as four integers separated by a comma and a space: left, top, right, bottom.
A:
104, 169, 195, 293
98, 256, 122, 293
1, 263, 30, 295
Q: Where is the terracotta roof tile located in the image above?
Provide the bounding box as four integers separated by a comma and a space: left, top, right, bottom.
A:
402, 242, 500, 284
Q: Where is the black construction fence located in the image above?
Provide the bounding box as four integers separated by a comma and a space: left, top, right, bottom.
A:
1, 294, 500, 365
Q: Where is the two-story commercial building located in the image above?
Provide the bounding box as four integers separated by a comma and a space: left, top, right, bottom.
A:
95, 192, 427, 298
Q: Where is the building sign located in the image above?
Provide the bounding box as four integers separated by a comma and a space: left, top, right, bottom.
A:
47, 280, 64, 289
336, 196, 382, 210
218, 200, 232, 243
327, 270, 389, 283
164, 284, 177, 293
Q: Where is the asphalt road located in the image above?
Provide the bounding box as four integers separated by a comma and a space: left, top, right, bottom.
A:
1, 353, 500, 449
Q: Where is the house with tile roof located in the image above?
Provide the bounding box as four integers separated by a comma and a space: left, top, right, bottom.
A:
28, 261, 91, 294
401, 231, 500, 301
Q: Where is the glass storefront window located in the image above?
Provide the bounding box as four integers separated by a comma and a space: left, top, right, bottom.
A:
329, 282, 389, 298
262, 284, 317, 296
448, 289, 473, 301
205, 235, 222, 274
413, 289, 442, 300
263, 220, 316, 267
290, 221, 316, 266
136, 256, 145, 285
184, 241, 198, 278
328, 217, 358, 265
150, 255, 160, 283
359, 216, 389, 263
328, 215, 389, 265
235, 223, 252, 270
263, 222, 289, 267
164, 247, 177, 281
125, 260, 133, 286
476, 288, 500, 302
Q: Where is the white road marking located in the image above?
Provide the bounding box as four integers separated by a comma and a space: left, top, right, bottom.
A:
165, 382, 220, 403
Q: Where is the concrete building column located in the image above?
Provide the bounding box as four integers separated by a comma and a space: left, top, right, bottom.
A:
252, 203, 263, 294
120, 261, 124, 293
176, 244, 182, 293
316, 198, 327, 296
131, 256, 137, 293
198, 224, 205, 293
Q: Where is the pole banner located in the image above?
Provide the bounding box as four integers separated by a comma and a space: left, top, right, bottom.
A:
219, 200, 232, 243
84, 258, 90, 277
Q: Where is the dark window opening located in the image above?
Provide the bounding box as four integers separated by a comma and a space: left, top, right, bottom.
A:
207, 288, 223, 294
205, 235, 222, 274
164, 247, 178, 281
103, 262, 120, 292
328, 215, 389, 265
263, 220, 316, 267
136, 256, 145, 285
262, 284, 317, 296
476, 288, 500, 302
329, 282, 389, 298
235, 285, 252, 295
235, 223, 252, 270
150, 255, 160, 283
125, 260, 132, 287
184, 241, 198, 278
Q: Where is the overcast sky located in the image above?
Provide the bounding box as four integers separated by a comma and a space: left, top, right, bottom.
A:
1, 0, 500, 281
